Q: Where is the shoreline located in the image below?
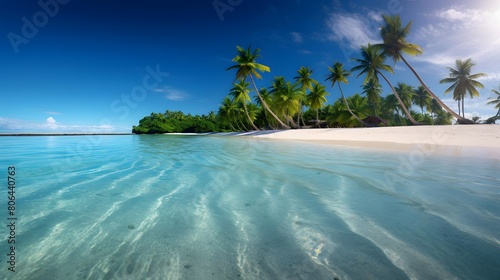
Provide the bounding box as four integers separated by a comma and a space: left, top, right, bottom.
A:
228, 125, 500, 160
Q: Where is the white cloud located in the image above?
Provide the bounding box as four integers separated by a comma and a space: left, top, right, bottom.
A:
46, 117, 58, 129
367, 10, 383, 22
436, 8, 469, 21
414, 7, 500, 72
325, 13, 380, 50
154, 87, 188, 101
46, 117, 56, 124
478, 72, 500, 82
290, 32, 303, 43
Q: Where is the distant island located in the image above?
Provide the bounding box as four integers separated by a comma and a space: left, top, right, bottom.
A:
132, 111, 225, 134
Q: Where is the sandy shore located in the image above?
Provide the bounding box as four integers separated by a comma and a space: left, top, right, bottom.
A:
231, 125, 500, 159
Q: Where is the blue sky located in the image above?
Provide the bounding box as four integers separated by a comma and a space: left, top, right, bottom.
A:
1, 0, 499, 132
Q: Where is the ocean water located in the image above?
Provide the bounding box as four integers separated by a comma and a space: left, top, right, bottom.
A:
0, 135, 499, 280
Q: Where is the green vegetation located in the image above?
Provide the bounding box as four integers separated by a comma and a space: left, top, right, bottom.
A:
132, 14, 497, 133
440, 58, 487, 118
132, 111, 226, 134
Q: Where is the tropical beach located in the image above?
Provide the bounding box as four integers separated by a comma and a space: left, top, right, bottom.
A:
244, 125, 500, 159
2, 1, 500, 280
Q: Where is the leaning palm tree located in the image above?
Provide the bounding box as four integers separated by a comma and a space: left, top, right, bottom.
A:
253, 88, 274, 129
326, 62, 369, 126
361, 79, 382, 116
229, 80, 259, 131
440, 58, 487, 118
413, 86, 432, 114
487, 86, 500, 117
294, 66, 317, 127
376, 14, 472, 123
306, 83, 329, 121
351, 44, 420, 125
268, 76, 287, 122
218, 96, 240, 131
272, 81, 302, 128
227, 46, 289, 128
234, 102, 250, 131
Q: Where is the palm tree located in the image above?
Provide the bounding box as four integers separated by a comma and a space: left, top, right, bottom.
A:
395, 83, 414, 110
376, 14, 472, 123
227, 46, 289, 128
487, 86, 500, 117
268, 76, 287, 123
235, 102, 250, 131
229, 80, 259, 131
351, 44, 420, 125
271, 81, 302, 128
380, 94, 402, 125
413, 86, 432, 114
326, 62, 369, 126
246, 103, 260, 127
306, 83, 329, 121
327, 95, 371, 127
253, 88, 274, 128
269, 76, 287, 96
294, 66, 317, 127
429, 99, 442, 124
218, 96, 240, 131
440, 58, 487, 118
361, 79, 382, 115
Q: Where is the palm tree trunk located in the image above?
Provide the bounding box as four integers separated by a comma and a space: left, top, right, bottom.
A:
315, 110, 321, 128
262, 107, 270, 128
338, 84, 371, 127
462, 97, 465, 118
238, 118, 249, 131
379, 71, 421, 125
286, 115, 299, 129
242, 102, 259, 131
457, 99, 461, 117
249, 74, 290, 129
296, 101, 301, 129
399, 55, 473, 124
301, 111, 307, 127
232, 118, 242, 131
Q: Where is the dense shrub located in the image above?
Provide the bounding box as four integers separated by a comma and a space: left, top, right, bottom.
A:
132, 110, 226, 134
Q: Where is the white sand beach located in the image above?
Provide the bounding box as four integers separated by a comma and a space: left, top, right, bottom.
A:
239, 125, 500, 159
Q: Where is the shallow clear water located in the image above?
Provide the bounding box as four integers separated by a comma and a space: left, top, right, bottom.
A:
0, 135, 499, 280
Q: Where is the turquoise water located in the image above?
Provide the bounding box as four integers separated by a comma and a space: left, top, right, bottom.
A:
0, 135, 499, 280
